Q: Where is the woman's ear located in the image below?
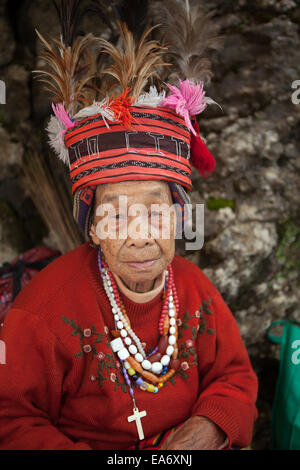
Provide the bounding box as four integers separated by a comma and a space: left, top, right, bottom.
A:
89, 223, 100, 246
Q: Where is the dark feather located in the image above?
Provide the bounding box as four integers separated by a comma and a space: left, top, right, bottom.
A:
112, 0, 149, 39
150, 0, 224, 84
51, 0, 84, 46
85, 0, 116, 33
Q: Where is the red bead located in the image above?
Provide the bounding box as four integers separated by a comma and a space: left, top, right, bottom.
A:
158, 335, 169, 354
148, 352, 162, 363
170, 358, 181, 371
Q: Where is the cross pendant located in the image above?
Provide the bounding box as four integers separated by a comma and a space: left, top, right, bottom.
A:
127, 407, 147, 440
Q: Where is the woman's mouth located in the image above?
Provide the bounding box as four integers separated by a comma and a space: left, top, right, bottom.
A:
126, 259, 158, 269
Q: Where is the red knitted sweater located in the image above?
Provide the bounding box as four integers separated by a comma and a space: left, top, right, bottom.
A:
0, 243, 258, 450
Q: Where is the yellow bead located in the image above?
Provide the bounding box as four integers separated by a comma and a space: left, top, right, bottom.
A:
147, 384, 155, 393
158, 382, 164, 388
128, 368, 135, 376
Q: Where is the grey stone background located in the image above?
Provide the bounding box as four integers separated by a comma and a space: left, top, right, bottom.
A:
0, 0, 300, 449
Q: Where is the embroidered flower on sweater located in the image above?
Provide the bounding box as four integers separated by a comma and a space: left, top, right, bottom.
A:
97, 351, 105, 361
61, 315, 128, 393
169, 296, 216, 384
110, 372, 116, 382
181, 361, 189, 370
61, 316, 112, 358
61, 296, 215, 394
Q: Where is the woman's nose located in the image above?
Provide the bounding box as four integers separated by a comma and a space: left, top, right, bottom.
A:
125, 217, 155, 248
125, 235, 155, 249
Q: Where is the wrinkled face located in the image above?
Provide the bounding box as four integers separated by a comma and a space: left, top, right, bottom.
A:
90, 180, 175, 286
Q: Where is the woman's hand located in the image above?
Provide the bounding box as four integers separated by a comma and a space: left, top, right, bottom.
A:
159, 416, 227, 450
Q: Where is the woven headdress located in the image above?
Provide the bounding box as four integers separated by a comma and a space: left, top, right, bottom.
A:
35, 0, 223, 240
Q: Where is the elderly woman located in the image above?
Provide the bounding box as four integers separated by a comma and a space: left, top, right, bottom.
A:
0, 176, 258, 450
0, 4, 258, 451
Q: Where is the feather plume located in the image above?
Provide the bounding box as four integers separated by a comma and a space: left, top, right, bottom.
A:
34, 29, 98, 116
112, 0, 149, 39
98, 21, 169, 98
74, 98, 115, 126
204, 96, 223, 111
51, 0, 84, 47
135, 85, 166, 107
85, 0, 116, 34
46, 115, 71, 167
151, 0, 224, 84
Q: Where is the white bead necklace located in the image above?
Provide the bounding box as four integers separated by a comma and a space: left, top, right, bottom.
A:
101, 266, 178, 377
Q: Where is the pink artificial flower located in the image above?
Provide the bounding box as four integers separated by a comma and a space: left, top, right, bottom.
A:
186, 339, 193, 348
161, 79, 207, 135
176, 318, 182, 327
195, 310, 201, 318
104, 326, 109, 335
181, 361, 189, 371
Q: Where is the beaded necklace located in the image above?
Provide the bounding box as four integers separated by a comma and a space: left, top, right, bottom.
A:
98, 248, 182, 440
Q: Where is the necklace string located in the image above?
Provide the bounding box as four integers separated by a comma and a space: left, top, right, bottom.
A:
98, 248, 182, 395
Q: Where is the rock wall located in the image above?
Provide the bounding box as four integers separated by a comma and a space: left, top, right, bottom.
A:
0, 0, 300, 450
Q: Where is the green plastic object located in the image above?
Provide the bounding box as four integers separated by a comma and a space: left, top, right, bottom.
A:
266, 319, 300, 450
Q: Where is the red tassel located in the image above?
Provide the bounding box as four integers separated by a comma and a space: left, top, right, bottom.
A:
190, 118, 215, 177
108, 88, 134, 128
